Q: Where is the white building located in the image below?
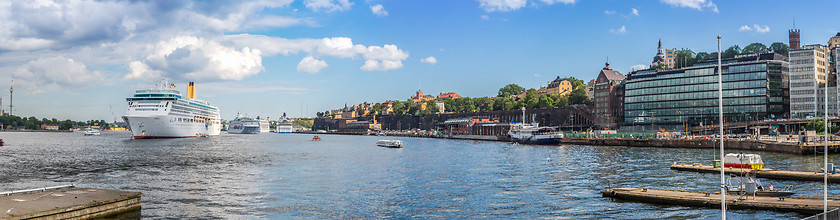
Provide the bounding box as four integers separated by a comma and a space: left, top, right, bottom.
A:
789, 44, 830, 118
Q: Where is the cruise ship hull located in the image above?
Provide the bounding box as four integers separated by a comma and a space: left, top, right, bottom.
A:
123, 115, 221, 139
228, 126, 260, 134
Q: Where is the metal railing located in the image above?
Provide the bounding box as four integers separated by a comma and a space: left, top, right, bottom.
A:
0, 184, 75, 196
802, 208, 840, 220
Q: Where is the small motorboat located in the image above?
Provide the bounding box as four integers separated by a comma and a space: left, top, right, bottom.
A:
312, 136, 321, 141
0, 138, 4, 146
725, 175, 794, 197
376, 140, 403, 148
83, 127, 101, 136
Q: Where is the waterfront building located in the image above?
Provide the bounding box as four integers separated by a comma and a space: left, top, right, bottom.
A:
586, 79, 596, 100
789, 44, 830, 118
536, 77, 573, 96
436, 92, 461, 100
593, 62, 625, 129
40, 124, 59, 130
623, 52, 789, 131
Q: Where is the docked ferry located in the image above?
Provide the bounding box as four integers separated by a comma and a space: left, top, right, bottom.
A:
508, 124, 564, 145
276, 113, 293, 133
122, 81, 221, 139
228, 112, 261, 134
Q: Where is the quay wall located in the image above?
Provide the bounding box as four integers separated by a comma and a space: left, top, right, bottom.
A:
562, 138, 840, 155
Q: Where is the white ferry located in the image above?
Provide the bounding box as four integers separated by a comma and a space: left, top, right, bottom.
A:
376, 140, 403, 148
122, 80, 221, 139
508, 124, 564, 145
507, 107, 563, 145
228, 112, 260, 134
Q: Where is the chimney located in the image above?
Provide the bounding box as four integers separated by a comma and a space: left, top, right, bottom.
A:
187, 82, 196, 99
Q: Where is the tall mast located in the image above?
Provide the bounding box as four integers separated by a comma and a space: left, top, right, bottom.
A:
717, 35, 726, 219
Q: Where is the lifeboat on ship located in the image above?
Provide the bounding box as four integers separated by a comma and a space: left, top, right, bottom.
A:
723, 153, 764, 169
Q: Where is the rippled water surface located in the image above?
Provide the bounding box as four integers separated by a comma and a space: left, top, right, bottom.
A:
1, 131, 838, 219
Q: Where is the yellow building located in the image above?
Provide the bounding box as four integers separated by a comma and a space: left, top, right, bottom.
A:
537, 77, 573, 96
665, 48, 677, 68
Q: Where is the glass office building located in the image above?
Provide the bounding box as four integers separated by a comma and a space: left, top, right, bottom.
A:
623, 52, 789, 131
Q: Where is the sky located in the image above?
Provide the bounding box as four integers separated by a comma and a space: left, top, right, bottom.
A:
1, 0, 839, 121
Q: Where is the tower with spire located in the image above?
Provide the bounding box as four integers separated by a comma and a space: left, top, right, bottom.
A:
789, 19, 800, 50
651, 38, 666, 68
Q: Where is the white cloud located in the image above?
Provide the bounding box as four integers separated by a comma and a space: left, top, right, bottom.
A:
245, 16, 318, 29
631, 8, 639, 16
610, 26, 627, 35
126, 36, 264, 81
420, 56, 437, 65
12, 56, 103, 94
540, 0, 577, 4
753, 24, 770, 33
305, 0, 353, 12
604, 10, 616, 14
224, 35, 409, 72
477, 0, 527, 12
660, 0, 718, 13
481, 15, 490, 20
297, 56, 328, 73
738, 24, 770, 33
630, 64, 647, 71
477, 0, 576, 12
370, 4, 388, 16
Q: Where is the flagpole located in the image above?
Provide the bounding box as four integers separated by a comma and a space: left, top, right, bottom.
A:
717, 35, 726, 220
825, 50, 829, 213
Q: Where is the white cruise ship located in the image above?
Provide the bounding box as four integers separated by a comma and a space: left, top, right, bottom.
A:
229, 112, 261, 134
276, 113, 293, 133
257, 116, 270, 133
122, 81, 221, 139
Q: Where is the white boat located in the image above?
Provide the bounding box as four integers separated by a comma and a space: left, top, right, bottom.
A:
508, 124, 564, 145
122, 80, 222, 139
228, 112, 260, 134
83, 127, 100, 136
257, 116, 270, 133
376, 140, 403, 148
508, 107, 563, 145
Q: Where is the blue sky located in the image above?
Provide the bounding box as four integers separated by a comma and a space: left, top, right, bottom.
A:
1, 0, 838, 121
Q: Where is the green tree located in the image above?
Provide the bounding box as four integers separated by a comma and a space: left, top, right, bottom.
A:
674, 48, 697, 68
695, 52, 711, 61
537, 94, 553, 108
493, 97, 507, 111
497, 84, 525, 97
372, 103, 382, 115
553, 95, 569, 107
566, 78, 585, 90
568, 87, 590, 105
742, 43, 768, 54
770, 42, 789, 56
392, 101, 405, 115
722, 45, 742, 58
651, 62, 667, 70
424, 100, 439, 114
805, 118, 825, 132
59, 120, 73, 130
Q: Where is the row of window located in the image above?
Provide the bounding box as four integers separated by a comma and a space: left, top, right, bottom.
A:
626, 71, 769, 91
791, 89, 815, 95
626, 105, 770, 119
626, 79, 767, 97
625, 96, 768, 111
791, 82, 815, 88
626, 89, 767, 103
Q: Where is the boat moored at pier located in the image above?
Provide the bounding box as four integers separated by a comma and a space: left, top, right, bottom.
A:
508, 124, 564, 145
122, 80, 221, 139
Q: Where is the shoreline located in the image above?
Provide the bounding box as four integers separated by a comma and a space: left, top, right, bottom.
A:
297, 131, 829, 155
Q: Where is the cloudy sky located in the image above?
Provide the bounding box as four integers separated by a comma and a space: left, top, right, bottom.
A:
1, 0, 838, 121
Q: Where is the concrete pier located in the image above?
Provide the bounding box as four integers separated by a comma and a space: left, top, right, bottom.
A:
602, 187, 840, 214
671, 164, 840, 182
0, 185, 141, 219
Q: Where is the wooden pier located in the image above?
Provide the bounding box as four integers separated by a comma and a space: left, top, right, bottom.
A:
671, 163, 840, 182
602, 187, 840, 214
0, 185, 141, 219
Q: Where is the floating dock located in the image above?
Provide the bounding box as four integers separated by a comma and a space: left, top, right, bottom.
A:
670, 164, 840, 182
602, 187, 840, 214
0, 185, 141, 219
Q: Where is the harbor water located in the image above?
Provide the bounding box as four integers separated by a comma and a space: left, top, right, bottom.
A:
2, 131, 839, 219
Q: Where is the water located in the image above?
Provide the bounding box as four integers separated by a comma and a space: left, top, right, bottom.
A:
1, 131, 837, 219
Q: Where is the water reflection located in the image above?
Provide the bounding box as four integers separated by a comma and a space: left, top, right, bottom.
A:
0, 131, 833, 218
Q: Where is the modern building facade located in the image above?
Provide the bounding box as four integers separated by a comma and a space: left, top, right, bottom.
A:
789, 44, 830, 118
593, 62, 625, 129
623, 52, 789, 131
